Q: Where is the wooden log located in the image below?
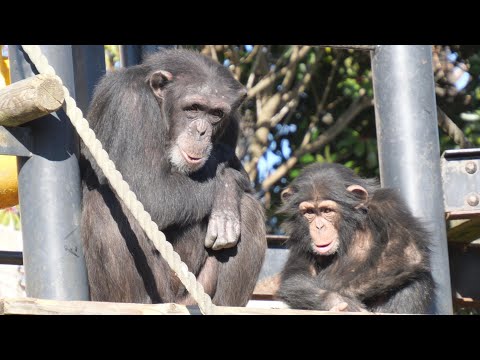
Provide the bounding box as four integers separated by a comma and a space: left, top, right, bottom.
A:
0, 74, 64, 126
0, 297, 376, 315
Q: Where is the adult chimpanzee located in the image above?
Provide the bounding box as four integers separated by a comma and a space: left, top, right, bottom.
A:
80, 49, 266, 306
277, 163, 435, 314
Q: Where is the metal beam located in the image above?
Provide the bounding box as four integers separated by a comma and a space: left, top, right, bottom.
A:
7, 45, 104, 301
441, 149, 480, 219
371, 45, 453, 314
0, 251, 23, 265
0, 126, 32, 157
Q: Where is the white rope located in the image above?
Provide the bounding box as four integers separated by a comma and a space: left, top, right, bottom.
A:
21, 45, 217, 315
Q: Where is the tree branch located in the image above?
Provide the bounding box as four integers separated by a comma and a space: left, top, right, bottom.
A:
247, 46, 311, 99
260, 96, 373, 191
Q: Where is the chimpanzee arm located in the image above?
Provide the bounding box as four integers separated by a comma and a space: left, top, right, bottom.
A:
347, 266, 427, 301
150, 144, 249, 233
205, 143, 252, 250
319, 248, 429, 301
150, 172, 220, 230
277, 256, 367, 312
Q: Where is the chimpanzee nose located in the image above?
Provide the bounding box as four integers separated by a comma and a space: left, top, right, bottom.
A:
315, 218, 325, 230
196, 120, 207, 137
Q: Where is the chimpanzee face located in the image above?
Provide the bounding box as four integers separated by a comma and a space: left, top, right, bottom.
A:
298, 199, 341, 256
148, 69, 245, 174
281, 163, 370, 257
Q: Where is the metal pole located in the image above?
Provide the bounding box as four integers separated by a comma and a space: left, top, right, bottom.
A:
119, 45, 141, 67
8, 45, 105, 300
371, 45, 453, 314
71, 45, 106, 113
119, 45, 176, 67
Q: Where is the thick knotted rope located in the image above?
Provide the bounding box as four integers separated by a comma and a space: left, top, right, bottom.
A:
21, 45, 217, 315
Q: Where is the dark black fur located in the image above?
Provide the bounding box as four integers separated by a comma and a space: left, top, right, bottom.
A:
80, 49, 266, 305
277, 163, 435, 313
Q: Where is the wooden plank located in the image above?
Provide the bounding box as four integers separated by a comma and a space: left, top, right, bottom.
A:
447, 217, 480, 244
0, 297, 374, 315
266, 235, 288, 247
0, 74, 64, 127
0, 297, 191, 315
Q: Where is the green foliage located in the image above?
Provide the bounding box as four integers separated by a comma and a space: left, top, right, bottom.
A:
104, 45, 120, 70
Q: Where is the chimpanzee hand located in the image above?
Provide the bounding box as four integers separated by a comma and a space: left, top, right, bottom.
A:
322, 290, 369, 313
205, 209, 241, 250
329, 301, 369, 313
329, 302, 349, 312
205, 167, 243, 250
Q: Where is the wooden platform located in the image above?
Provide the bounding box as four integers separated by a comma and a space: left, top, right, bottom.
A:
0, 297, 372, 315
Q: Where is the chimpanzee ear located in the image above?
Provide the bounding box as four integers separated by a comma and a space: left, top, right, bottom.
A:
281, 187, 295, 203
232, 87, 248, 109
149, 70, 173, 99
347, 184, 368, 208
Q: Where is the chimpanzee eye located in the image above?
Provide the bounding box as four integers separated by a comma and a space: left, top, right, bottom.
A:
212, 109, 224, 118
304, 208, 315, 215
185, 104, 201, 112
322, 208, 333, 214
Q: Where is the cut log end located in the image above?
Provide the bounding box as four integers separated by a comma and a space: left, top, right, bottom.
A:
35, 78, 65, 112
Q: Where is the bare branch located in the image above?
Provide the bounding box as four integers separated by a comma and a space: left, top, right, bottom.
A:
281, 46, 300, 89
209, 45, 218, 62
246, 46, 263, 90
240, 45, 261, 64
437, 107, 473, 148
317, 54, 341, 112
260, 96, 373, 191
247, 46, 311, 99
298, 96, 373, 156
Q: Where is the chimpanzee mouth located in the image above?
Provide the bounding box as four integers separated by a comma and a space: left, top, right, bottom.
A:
180, 149, 204, 164
313, 241, 335, 255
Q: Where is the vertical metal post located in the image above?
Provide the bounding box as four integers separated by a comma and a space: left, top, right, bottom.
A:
71, 45, 106, 113
8, 45, 105, 300
371, 45, 453, 314
119, 45, 141, 67
120, 45, 176, 67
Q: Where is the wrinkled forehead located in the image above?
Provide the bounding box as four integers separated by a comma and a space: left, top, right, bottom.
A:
174, 76, 236, 101
294, 176, 345, 203
187, 83, 230, 99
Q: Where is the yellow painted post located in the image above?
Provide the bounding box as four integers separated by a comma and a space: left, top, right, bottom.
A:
0, 45, 11, 86
0, 45, 19, 209
0, 156, 18, 208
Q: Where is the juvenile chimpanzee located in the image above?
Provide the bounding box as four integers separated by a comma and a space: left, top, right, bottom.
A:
80, 49, 266, 306
277, 163, 435, 314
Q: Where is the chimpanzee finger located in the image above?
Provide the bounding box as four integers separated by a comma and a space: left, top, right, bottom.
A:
233, 220, 241, 243
222, 221, 238, 249
212, 235, 228, 250
329, 302, 349, 312
205, 218, 218, 248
